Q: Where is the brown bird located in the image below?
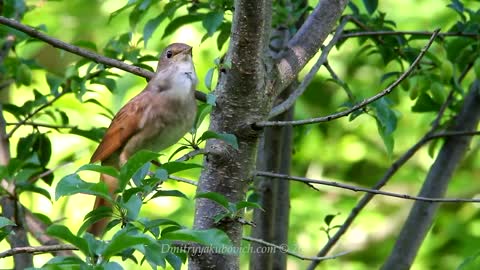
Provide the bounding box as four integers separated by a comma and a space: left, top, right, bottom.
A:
87, 43, 198, 236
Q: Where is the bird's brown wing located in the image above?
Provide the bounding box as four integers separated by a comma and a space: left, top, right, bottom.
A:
90, 92, 148, 163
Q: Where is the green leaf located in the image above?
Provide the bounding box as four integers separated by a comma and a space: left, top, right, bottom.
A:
163, 14, 203, 38
70, 127, 106, 142
109, 0, 137, 23
195, 192, 230, 210
160, 162, 202, 174
375, 118, 394, 157
202, 11, 224, 37
143, 241, 168, 268
235, 201, 262, 212
154, 168, 169, 181
46, 74, 63, 96
17, 183, 51, 200
132, 161, 151, 185
0, 216, 15, 229
118, 150, 159, 191
411, 93, 441, 112
204, 68, 215, 90
122, 194, 142, 220
151, 190, 189, 200
217, 22, 231, 50
102, 232, 152, 259
371, 98, 397, 135
47, 225, 89, 254
168, 145, 191, 161
43, 256, 87, 268
16, 63, 32, 86
77, 164, 119, 178
78, 206, 113, 235
163, 229, 234, 253
362, 0, 378, 14
166, 251, 183, 270
206, 93, 217, 106
144, 14, 166, 47
55, 174, 110, 201
194, 103, 212, 130
198, 131, 239, 150
457, 250, 480, 270
324, 214, 337, 226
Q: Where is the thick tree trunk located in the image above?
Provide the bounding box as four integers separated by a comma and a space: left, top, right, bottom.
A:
189, 1, 273, 269
189, 1, 348, 269
381, 81, 480, 270
250, 85, 294, 270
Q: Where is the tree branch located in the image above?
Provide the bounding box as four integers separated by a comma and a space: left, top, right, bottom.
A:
306, 80, 475, 269
340, 30, 480, 40
6, 122, 77, 130
242, 236, 348, 262
257, 29, 440, 127
269, 18, 348, 118
324, 61, 354, 101
275, 0, 349, 93
0, 244, 77, 259
256, 169, 480, 203
381, 80, 480, 269
6, 90, 68, 139
0, 16, 207, 102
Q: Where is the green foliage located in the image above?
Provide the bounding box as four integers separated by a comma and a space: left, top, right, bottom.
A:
195, 192, 262, 223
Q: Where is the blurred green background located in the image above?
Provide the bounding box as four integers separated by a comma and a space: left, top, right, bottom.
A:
1, 0, 480, 269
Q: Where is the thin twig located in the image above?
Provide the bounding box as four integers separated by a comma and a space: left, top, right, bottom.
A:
257, 28, 440, 127
168, 175, 197, 186
306, 103, 478, 268
175, 148, 206, 162
6, 90, 68, 139
0, 16, 207, 102
256, 170, 480, 203
340, 30, 480, 40
0, 244, 77, 258
324, 61, 355, 101
6, 122, 77, 130
269, 18, 349, 118
242, 236, 349, 261
29, 162, 72, 184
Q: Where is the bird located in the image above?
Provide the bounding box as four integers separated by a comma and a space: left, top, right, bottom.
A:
87, 43, 198, 236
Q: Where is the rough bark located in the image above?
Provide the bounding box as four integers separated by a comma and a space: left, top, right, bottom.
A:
189, 0, 273, 269
381, 81, 480, 270
250, 84, 294, 270
190, 1, 348, 269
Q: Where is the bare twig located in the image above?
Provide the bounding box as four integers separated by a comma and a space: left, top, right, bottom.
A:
6, 122, 77, 130
0, 244, 77, 258
29, 162, 72, 184
256, 170, 480, 203
324, 61, 355, 101
6, 90, 68, 139
0, 16, 207, 102
340, 30, 480, 40
175, 148, 206, 162
257, 29, 440, 127
306, 97, 478, 269
242, 236, 349, 261
269, 18, 348, 118
168, 175, 197, 186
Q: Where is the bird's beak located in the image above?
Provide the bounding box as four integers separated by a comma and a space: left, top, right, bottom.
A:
184, 46, 192, 56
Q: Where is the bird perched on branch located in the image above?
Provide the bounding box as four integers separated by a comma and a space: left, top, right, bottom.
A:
87, 43, 198, 236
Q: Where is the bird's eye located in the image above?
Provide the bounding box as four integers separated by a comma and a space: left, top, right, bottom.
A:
166, 50, 173, 58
